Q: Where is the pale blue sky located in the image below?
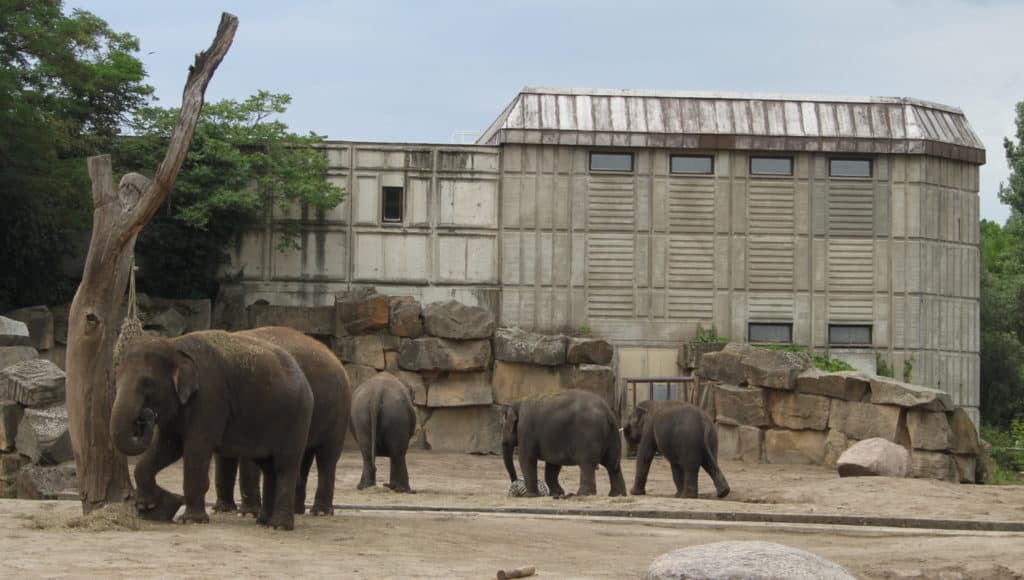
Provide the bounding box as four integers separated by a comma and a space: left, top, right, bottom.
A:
70, 0, 1024, 222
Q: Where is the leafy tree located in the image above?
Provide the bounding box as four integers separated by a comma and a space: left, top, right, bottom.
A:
113, 91, 344, 299
0, 0, 152, 310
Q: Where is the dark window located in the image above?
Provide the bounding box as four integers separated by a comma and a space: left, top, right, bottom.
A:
828, 324, 872, 346
748, 322, 793, 343
829, 159, 872, 178
750, 157, 793, 176
382, 186, 403, 223
590, 152, 633, 172
671, 155, 714, 174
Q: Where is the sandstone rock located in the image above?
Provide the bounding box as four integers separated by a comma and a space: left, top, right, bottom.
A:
764, 429, 826, 465
678, 341, 727, 371
0, 346, 39, 371
16, 404, 72, 465
1, 400, 24, 451
16, 462, 77, 500
836, 437, 910, 477
714, 384, 769, 427
906, 410, 954, 451
646, 541, 855, 580
211, 283, 247, 331
741, 348, 809, 390
422, 405, 502, 454
492, 361, 567, 404
696, 343, 753, 385
0, 359, 65, 407
345, 364, 380, 390
567, 365, 615, 408
767, 391, 830, 431
247, 303, 334, 335
5, 306, 54, 350
493, 327, 567, 366
333, 335, 386, 369
389, 298, 423, 338
869, 376, 954, 411
376, 332, 404, 352
976, 440, 996, 485
335, 289, 389, 335
398, 337, 492, 372
717, 424, 739, 459
796, 369, 870, 401
396, 371, 426, 406
948, 407, 981, 455
385, 352, 399, 371
138, 294, 211, 337
409, 406, 431, 449
0, 316, 32, 347
828, 400, 902, 441
50, 304, 70, 345
37, 345, 65, 371
566, 338, 613, 365
736, 425, 764, 463
911, 450, 958, 482
823, 430, 850, 468
422, 300, 495, 340
426, 372, 493, 407
953, 454, 976, 484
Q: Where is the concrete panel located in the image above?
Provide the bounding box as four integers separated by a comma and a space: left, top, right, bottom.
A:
891, 183, 906, 238
571, 233, 586, 287
653, 179, 668, 232
354, 175, 379, 225
502, 232, 520, 284
520, 174, 538, 228
539, 232, 553, 285
731, 235, 747, 289
794, 181, 810, 236
323, 175, 349, 222
731, 180, 748, 234
354, 232, 428, 281
502, 175, 521, 228
552, 233, 571, 286
538, 173, 554, 229
439, 179, 497, 227
571, 176, 588, 229
438, 236, 497, 283
232, 231, 265, 280
521, 233, 536, 285
554, 176, 570, 228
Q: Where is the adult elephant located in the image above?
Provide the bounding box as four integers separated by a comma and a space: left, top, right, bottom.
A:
213, 326, 352, 517
502, 390, 626, 497
624, 400, 730, 499
350, 371, 416, 492
111, 330, 313, 530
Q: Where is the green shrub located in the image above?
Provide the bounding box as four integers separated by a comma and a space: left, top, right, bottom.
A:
876, 353, 895, 378
983, 422, 1024, 484
691, 323, 728, 344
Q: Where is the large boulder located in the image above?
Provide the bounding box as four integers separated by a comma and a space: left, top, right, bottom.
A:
906, 410, 954, 451
567, 365, 615, 408
953, 454, 977, 484
718, 424, 764, 463
910, 450, 958, 482
0, 400, 24, 451
678, 341, 727, 371
247, 303, 334, 336
767, 391, 830, 431
16, 404, 72, 465
0, 346, 39, 371
492, 362, 567, 404
948, 407, 981, 455
796, 369, 870, 401
396, 371, 426, 406
764, 429, 827, 465
646, 541, 855, 580
0, 359, 65, 407
389, 298, 423, 338
493, 327, 567, 366
828, 400, 902, 441
0, 316, 32, 347
16, 462, 77, 500
335, 288, 389, 335
696, 343, 753, 385
422, 300, 495, 340
426, 372, 493, 407
714, 384, 769, 427
4, 306, 54, 350
421, 405, 502, 454
741, 348, 810, 390
822, 430, 851, 468
836, 437, 910, 478
333, 335, 386, 369
566, 338, 613, 365
211, 283, 247, 331
398, 337, 491, 372
869, 377, 954, 411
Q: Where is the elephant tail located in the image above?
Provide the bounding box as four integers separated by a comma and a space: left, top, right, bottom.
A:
702, 420, 731, 498
369, 390, 382, 466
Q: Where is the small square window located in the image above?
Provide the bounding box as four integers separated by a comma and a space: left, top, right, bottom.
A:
829, 159, 872, 178
671, 155, 714, 174
750, 157, 793, 176
382, 186, 403, 223
748, 322, 792, 343
590, 152, 633, 172
828, 324, 872, 346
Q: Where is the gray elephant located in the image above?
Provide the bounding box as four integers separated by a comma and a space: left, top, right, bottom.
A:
502, 390, 626, 497
111, 330, 313, 530
350, 371, 416, 492
624, 400, 730, 499
213, 326, 353, 517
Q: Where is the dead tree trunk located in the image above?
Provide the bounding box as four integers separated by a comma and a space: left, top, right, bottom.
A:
65, 13, 238, 514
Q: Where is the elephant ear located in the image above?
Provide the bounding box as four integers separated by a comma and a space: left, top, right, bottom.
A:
173, 349, 199, 405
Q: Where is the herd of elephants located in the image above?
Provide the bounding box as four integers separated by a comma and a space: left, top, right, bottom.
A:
112, 327, 731, 531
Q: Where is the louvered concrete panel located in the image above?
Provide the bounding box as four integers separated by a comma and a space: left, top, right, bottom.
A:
749, 293, 795, 320
587, 175, 635, 230
667, 290, 713, 321
749, 181, 795, 235
668, 178, 715, 234
828, 239, 874, 293
667, 236, 714, 290
828, 181, 874, 237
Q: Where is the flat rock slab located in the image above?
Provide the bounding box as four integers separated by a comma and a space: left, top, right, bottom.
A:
911, 450, 958, 482
333, 335, 386, 369
4, 306, 53, 350
796, 369, 870, 401
567, 364, 615, 408
389, 298, 423, 338
869, 377, 953, 411
399, 338, 492, 372
906, 410, 954, 451
16, 462, 77, 500
837, 437, 910, 478
335, 289, 390, 335
492, 362, 567, 404
0, 346, 39, 372
741, 348, 810, 390
421, 405, 502, 454
0, 316, 32, 347
426, 372, 493, 407
16, 404, 72, 465
422, 300, 494, 340
646, 541, 855, 580
828, 400, 902, 441
714, 384, 769, 427
566, 338, 613, 365
767, 391, 830, 431
764, 429, 827, 465
493, 327, 567, 366
0, 359, 65, 407
696, 343, 753, 385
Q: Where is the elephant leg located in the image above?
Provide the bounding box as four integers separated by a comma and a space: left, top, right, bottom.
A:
678, 464, 699, 499
670, 463, 686, 497
180, 441, 214, 524
212, 454, 238, 513
577, 463, 598, 496
630, 441, 656, 496
520, 451, 541, 497
256, 458, 275, 526
294, 449, 315, 514
604, 460, 627, 497
268, 453, 301, 530
544, 463, 565, 497
387, 452, 413, 493
703, 456, 731, 499
310, 445, 341, 515
356, 434, 377, 490
135, 433, 183, 521
238, 458, 262, 517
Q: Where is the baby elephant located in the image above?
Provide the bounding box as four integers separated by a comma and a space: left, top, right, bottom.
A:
350, 372, 416, 492
624, 400, 730, 499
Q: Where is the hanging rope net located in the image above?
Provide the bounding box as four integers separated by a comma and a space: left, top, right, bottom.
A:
113, 260, 144, 367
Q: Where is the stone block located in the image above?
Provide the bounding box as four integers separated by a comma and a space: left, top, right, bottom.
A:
828, 400, 902, 441
376, 332, 404, 352
741, 348, 809, 390
247, 303, 334, 336
333, 335, 386, 369
37, 345, 65, 371
714, 384, 769, 427
566, 338, 613, 365
869, 376, 954, 411
385, 351, 399, 371
764, 429, 826, 465
1, 400, 24, 451
0, 346, 39, 371
953, 454, 976, 484
0, 359, 65, 407
837, 438, 910, 477
16, 462, 76, 500
906, 410, 954, 451
422, 300, 495, 340
567, 364, 615, 408
493, 327, 567, 366
678, 342, 726, 371
796, 369, 870, 401
409, 407, 431, 449
492, 361, 567, 404
426, 372, 493, 407
422, 405, 502, 454
5, 306, 54, 350
767, 391, 830, 431
696, 343, 753, 385
212, 283, 247, 331
948, 407, 981, 455
398, 337, 492, 372
345, 364, 380, 390
389, 298, 423, 338
50, 304, 70, 345
396, 371, 426, 406
823, 430, 850, 468
910, 450, 958, 482
736, 425, 764, 463
717, 424, 739, 460
0, 316, 32, 347
138, 294, 211, 337
335, 289, 389, 335
16, 404, 72, 465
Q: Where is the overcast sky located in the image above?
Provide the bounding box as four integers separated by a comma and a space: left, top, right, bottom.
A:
70, 0, 1024, 223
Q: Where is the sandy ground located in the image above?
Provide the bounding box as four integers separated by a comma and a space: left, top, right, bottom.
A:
1, 451, 1023, 578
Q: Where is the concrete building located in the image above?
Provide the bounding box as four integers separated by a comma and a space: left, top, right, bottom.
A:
228, 87, 985, 422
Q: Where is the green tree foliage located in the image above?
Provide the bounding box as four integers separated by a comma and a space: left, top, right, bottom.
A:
113, 91, 344, 298
0, 0, 152, 310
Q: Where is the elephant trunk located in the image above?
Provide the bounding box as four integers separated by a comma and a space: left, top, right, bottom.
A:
502, 442, 518, 483
110, 390, 155, 456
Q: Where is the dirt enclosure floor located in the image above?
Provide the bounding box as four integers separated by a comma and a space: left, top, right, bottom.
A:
2, 451, 1024, 578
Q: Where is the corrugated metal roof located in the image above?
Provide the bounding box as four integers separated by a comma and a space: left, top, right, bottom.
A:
477, 87, 985, 163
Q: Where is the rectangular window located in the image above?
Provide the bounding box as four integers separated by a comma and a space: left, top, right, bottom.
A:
670, 155, 714, 174
748, 322, 793, 343
829, 159, 872, 178
590, 152, 633, 172
828, 324, 872, 346
382, 186, 403, 223
750, 156, 793, 176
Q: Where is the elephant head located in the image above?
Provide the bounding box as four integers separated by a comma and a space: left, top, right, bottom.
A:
623, 400, 657, 446
111, 336, 198, 456
500, 402, 521, 482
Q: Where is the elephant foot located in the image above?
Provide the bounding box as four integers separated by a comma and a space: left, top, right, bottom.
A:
268, 513, 295, 531
630, 487, 646, 496
716, 485, 731, 499
609, 488, 626, 497
238, 502, 261, 518
293, 503, 306, 515
674, 490, 698, 499
136, 490, 184, 522
385, 483, 414, 494
180, 509, 210, 525
309, 504, 334, 516
212, 500, 237, 513
553, 493, 577, 501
